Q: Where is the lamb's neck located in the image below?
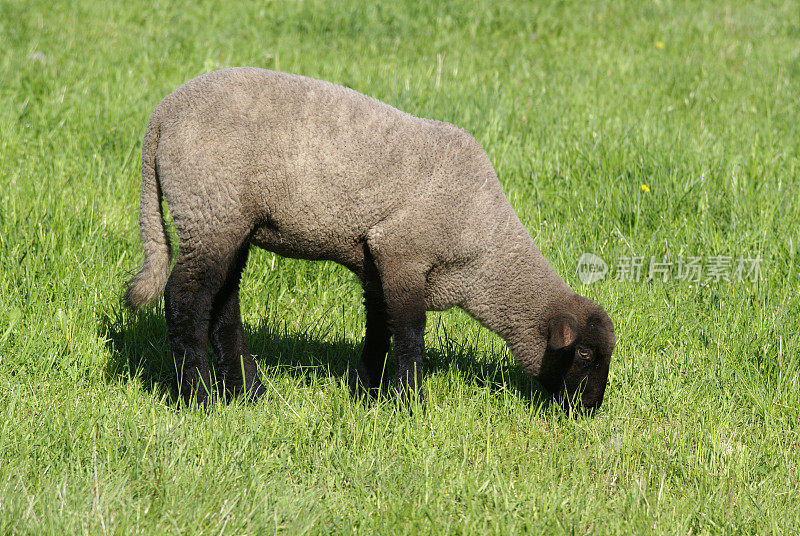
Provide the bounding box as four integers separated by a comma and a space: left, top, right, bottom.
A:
461, 220, 572, 375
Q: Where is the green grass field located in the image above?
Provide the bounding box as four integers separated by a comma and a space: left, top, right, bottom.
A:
2, 0, 799, 533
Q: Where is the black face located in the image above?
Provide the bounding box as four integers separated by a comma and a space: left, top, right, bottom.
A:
538, 309, 615, 415
557, 341, 611, 413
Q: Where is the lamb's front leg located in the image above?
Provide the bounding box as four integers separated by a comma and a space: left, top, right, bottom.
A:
381, 270, 427, 404
357, 263, 391, 397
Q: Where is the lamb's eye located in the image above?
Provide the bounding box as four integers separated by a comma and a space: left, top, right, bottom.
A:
576, 346, 592, 360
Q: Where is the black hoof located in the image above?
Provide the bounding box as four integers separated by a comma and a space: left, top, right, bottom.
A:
221, 376, 268, 402
353, 366, 384, 399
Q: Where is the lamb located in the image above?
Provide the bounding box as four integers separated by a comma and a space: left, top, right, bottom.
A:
125, 67, 615, 413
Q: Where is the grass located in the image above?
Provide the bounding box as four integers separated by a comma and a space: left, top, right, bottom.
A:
1, 0, 799, 533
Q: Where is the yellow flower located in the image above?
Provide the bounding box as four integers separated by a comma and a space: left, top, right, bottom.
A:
655, 41, 665, 50
640, 184, 651, 193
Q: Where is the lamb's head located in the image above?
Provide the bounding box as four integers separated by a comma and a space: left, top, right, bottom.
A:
538, 294, 615, 414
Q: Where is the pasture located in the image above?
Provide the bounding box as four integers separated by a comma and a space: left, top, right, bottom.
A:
1, 0, 798, 533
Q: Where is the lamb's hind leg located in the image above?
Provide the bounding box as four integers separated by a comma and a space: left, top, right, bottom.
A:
209, 245, 266, 400
164, 245, 233, 406
357, 254, 391, 397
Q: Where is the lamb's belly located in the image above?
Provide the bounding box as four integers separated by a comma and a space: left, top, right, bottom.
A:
250, 221, 365, 274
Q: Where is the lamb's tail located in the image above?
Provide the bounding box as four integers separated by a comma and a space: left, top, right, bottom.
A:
124, 110, 172, 310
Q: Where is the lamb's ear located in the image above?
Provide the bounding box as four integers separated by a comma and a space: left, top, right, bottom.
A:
548, 315, 579, 350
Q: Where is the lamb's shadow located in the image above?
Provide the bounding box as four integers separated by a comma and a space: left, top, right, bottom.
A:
101, 309, 554, 408
101, 308, 361, 403
424, 346, 553, 407
102, 308, 178, 402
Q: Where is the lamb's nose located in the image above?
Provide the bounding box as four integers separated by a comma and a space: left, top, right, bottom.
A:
560, 395, 600, 417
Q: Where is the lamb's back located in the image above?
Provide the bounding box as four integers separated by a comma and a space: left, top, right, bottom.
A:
154, 68, 509, 269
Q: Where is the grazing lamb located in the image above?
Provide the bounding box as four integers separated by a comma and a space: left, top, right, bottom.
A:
125, 68, 615, 413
